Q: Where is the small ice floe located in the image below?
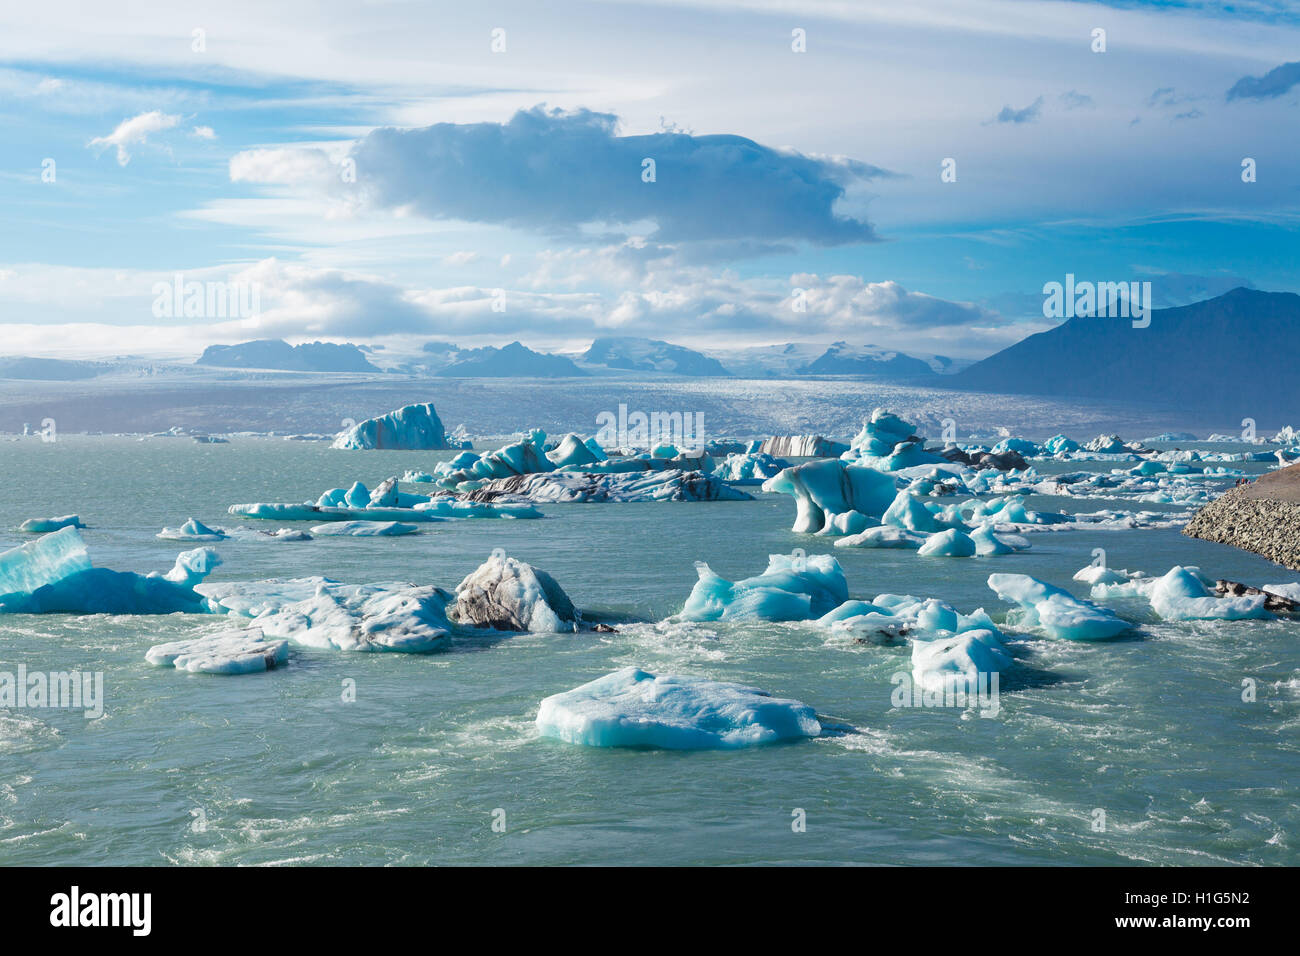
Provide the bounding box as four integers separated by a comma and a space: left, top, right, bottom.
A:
448, 552, 579, 632
987, 573, 1131, 641
1083, 562, 1275, 622
146, 628, 288, 674
308, 520, 420, 536
834, 526, 928, 550
18, 515, 85, 533
535, 666, 821, 749
678, 553, 849, 622
157, 517, 227, 541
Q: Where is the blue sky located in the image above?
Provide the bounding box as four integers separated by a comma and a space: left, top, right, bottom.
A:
1, 0, 1297, 360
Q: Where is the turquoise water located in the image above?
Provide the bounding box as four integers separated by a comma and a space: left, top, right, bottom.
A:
0, 436, 1297, 865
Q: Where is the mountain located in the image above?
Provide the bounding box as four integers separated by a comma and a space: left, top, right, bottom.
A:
950, 287, 1300, 420
0, 357, 110, 381
796, 342, 936, 378
436, 341, 586, 377
196, 339, 379, 372
582, 337, 730, 376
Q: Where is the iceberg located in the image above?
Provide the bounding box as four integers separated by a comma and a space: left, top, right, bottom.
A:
451, 470, 751, 503
157, 517, 227, 541
842, 408, 946, 471
0, 528, 219, 615
448, 553, 578, 632
332, 402, 451, 450
308, 520, 421, 536
987, 573, 1131, 641
146, 628, 289, 674
762, 459, 898, 534
18, 515, 85, 533
917, 528, 978, 557
536, 667, 821, 749
679, 553, 849, 622
1147, 566, 1271, 621
752, 435, 847, 458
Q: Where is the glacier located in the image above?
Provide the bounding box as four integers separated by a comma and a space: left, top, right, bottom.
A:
535, 666, 821, 749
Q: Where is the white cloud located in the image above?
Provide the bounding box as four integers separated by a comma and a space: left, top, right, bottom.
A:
88, 110, 181, 165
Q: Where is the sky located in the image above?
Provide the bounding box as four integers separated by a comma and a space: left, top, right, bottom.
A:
1, 0, 1298, 361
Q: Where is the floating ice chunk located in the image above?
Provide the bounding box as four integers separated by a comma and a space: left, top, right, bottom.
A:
834, 526, 927, 550
18, 515, 85, 533
987, 573, 1131, 641
1042, 434, 1080, 455
332, 402, 451, 450
1072, 563, 1135, 587
752, 435, 847, 458
762, 459, 898, 534
309, 520, 420, 536
470, 429, 555, 479
146, 628, 288, 674
970, 525, 1026, 556
245, 581, 452, 652
448, 553, 578, 632
918, 528, 977, 557
680, 553, 849, 622
911, 629, 1013, 695
821, 510, 873, 536
157, 517, 227, 541
536, 666, 821, 749
1148, 567, 1270, 621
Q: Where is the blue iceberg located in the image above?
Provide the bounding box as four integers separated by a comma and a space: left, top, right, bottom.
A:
680, 553, 849, 622
332, 402, 452, 450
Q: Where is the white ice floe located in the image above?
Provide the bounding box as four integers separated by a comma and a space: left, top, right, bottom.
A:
448, 553, 578, 632
535, 666, 821, 749
987, 573, 1131, 641
910, 629, 1013, 696
917, 528, 977, 557
146, 628, 289, 674
309, 520, 420, 536
215, 580, 453, 652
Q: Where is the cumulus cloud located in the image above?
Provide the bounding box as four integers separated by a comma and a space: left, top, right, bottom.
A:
1226, 61, 1300, 101
88, 110, 180, 165
346, 106, 891, 244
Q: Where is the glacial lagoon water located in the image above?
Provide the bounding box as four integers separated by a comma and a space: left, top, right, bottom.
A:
0, 436, 1297, 865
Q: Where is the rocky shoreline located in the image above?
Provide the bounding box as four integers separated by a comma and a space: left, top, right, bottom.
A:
1184, 480, 1300, 571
